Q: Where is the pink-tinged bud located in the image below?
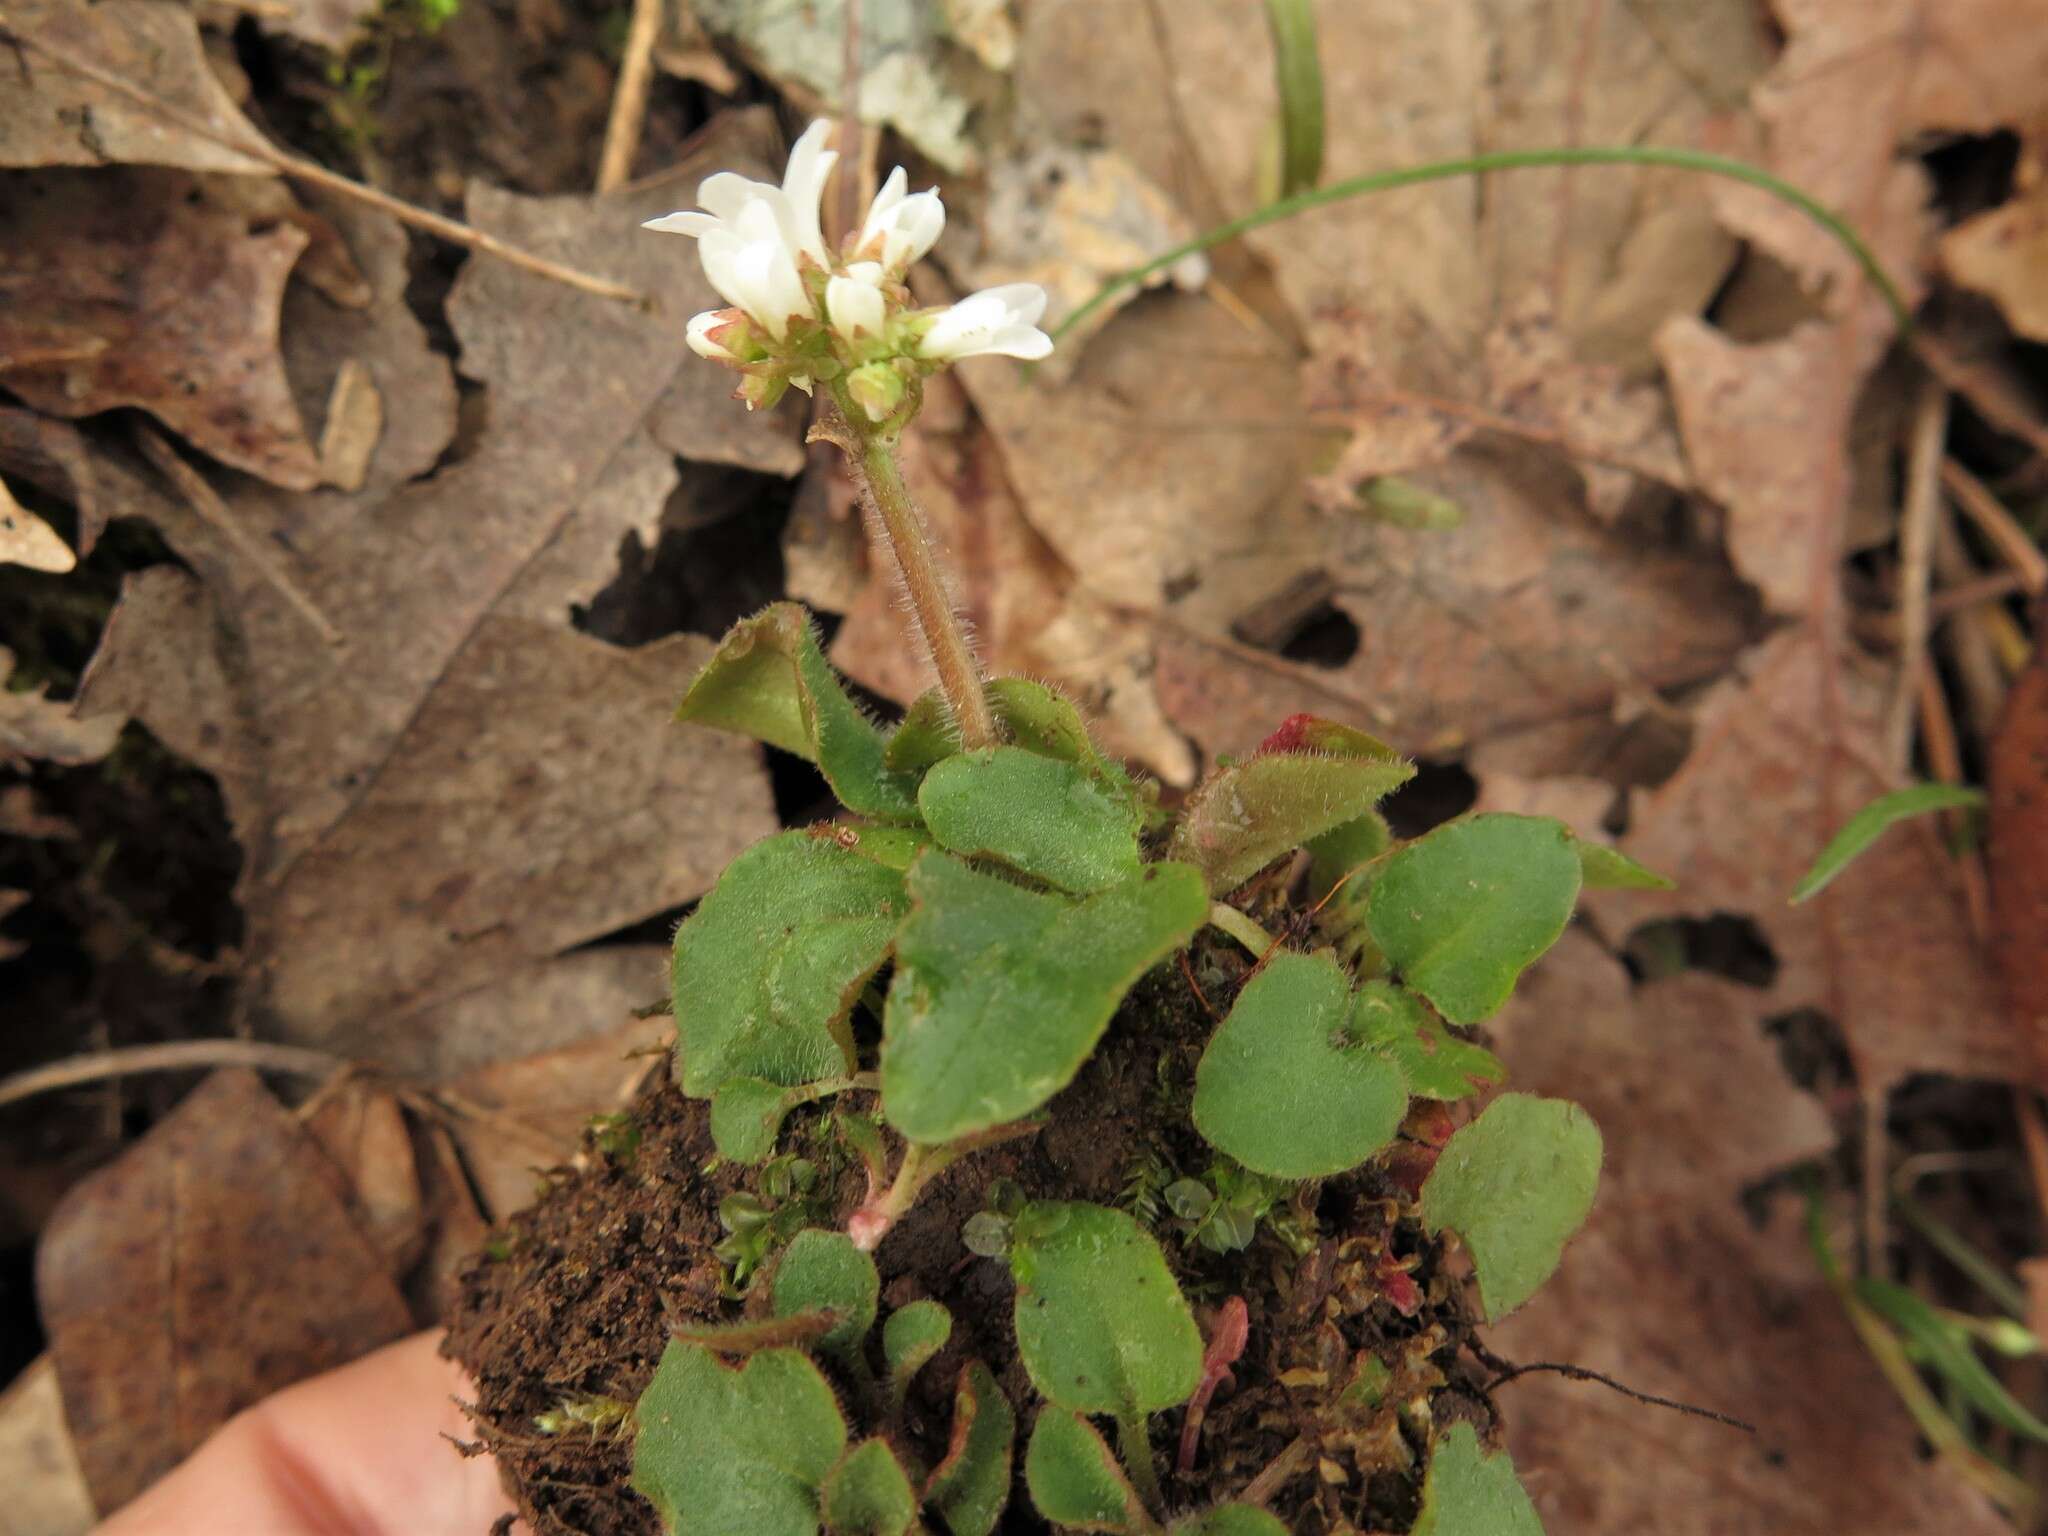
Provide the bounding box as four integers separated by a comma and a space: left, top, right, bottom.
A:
1405, 1100, 1457, 1148
735, 372, 790, 413
1375, 1255, 1423, 1317
686, 308, 750, 363
847, 1205, 891, 1252
1178, 1296, 1250, 1474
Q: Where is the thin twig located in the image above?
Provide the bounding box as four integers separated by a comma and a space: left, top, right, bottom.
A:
1914, 657, 1991, 939
837, 0, 864, 241
1485, 1360, 1757, 1434
7, 27, 645, 306
0, 1039, 346, 1111
1943, 458, 2048, 595
596, 0, 664, 192
131, 421, 346, 647
1237, 1435, 1309, 1506
1934, 570, 2030, 620
1888, 378, 1948, 770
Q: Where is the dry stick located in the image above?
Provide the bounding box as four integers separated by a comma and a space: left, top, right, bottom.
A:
1484, 1360, 1758, 1434
1887, 378, 1949, 771
8, 28, 644, 306
1237, 1435, 1310, 1507
131, 421, 346, 647
1932, 509, 2012, 743
595, 0, 665, 193
0, 1039, 345, 1111
1914, 657, 1992, 940
1943, 457, 2048, 596
1934, 569, 2031, 620
836, 0, 865, 241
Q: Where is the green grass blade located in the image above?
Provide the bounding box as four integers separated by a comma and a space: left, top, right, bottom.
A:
1053, 145, 1912, 344
1263, 0, 1323, 197
1789, 783, 1985, 904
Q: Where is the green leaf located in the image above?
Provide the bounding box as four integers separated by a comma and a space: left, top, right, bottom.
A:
1365, 813, 1580, 1024
890, 680, 1149, 811
1024, 1409, 1153, 1534
711, 1077, 797, 1163
678, 602, 920, 821
771, 1229, 880, 1357
882, 855, 1207, 1144
1262, 0, 1323, 197
1353, 982, 1504, 1102
1304, 811, 1391, 903
1573, 839, 1674, 891
822, 1439, 918, 1536
1411, 1422, 1544, 1536
882, 1299, 952, 1397
1854, 1278, 2048, 1442
884, 689, 959, 777
1421, 1093, 1601, 1322
1010, 1201, 1203, 1417
919, 747, 1142, 893
1191, 952, 1408, 1178
1791, 783, 1986, 903
673, 828, 910, 1098
1168, 716, 1413, 893
925, 1361, 1016, 1536
631, 1342, 848, 1536
1174, 1507, 1289, 1536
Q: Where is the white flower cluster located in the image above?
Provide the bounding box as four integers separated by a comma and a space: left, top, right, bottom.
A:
646, 121, 1052, 421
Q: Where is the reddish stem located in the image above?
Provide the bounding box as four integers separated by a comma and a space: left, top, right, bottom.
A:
1177, 1296, 1250, 1475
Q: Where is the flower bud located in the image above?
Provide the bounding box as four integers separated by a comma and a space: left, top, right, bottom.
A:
846, 360, 908, 423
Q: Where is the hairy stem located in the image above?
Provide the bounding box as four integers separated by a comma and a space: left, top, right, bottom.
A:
837, 403, 998, 749
1116, 1412, 1167, 1522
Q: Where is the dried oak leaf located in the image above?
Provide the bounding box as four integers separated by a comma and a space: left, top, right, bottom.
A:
0, 168, 322, 489
1489, 932, 2009, 1535
1583, 628, 2019, 1093
1990, 613, 2048, 1093
0, 409, 102, 559
0, 647, 121, 768
0, 0, 272, 175
36, 1069, 414, 1514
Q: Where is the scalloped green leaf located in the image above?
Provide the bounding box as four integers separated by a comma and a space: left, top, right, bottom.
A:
823, 1439, 918, 1536
919, 747, 1142, 893
882, 855, 1207, 1144
1174, 1507, 1289, 1536
1010, 1201, 1202, 1417
678, 602, 920, 821
1411, 1422, 1544, 1536
925, 1360, 1016, 1536
1365, 813, 1580, 1024
710, 1076, 798, 1163
1574, 839, 1674, 891
1421, 1093, 1601, 1322
1024, 1410, 1151, 1534
1353, 982, 1504, 1102
631, 1342, 848, 1536
673, 828, 910, 1098
1191, 952, 1408, 1178
772, 1229, 879, 1358
1168, 717, 1413, 894
882, 1300, 952, 1399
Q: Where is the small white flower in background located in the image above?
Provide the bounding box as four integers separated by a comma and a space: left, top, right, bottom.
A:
644, 119, 1054, 420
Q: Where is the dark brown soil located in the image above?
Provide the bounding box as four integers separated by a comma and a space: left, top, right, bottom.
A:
444, 927, 1495, 1536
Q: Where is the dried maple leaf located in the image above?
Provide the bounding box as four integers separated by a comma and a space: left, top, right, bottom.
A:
1490, 933, 2010, 1535
36, 1070, 415, 1513
0, 169, 323, 489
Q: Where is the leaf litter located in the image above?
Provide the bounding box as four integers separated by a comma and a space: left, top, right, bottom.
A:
3, 0, 2048, 1531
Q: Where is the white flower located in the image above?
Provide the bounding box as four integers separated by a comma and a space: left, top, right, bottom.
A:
642, 119, 838, 269
856, 166, 945, 271
919, 283, 1053, 361
686, 309, 741, 361
825, 262, 888, 339
697, 200, 810, 339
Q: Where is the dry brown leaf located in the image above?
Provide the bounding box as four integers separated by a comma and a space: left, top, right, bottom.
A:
1489, 932, 2008, 1535
304, 1078, 427, 1271
0, 480, 73, 573
0, 0, 273, 175
0, 169, 323, 489
36, 1069, 414, 1513
0, 409, 102, 560
0, 647, 122, 768
1990, 616, 2048, 1094
1943, 187, 2048, 343
0, 1359, 93, 1536
1584, 628, 2019, 1093
198, 0, 381, 54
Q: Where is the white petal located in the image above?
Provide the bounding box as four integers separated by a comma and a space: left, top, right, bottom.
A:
982, 324, 1053, 360
780, 120, 839, 265
643, 211, 721, 237
845, 260, 885, 284
686, 310, 739, 360
921, 284, 1055, 361
697, 230, 752, 312
859, 166, 908, 243
695, 170, 775, 223
888, 189, 945, 266
826, 274, 887, 338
